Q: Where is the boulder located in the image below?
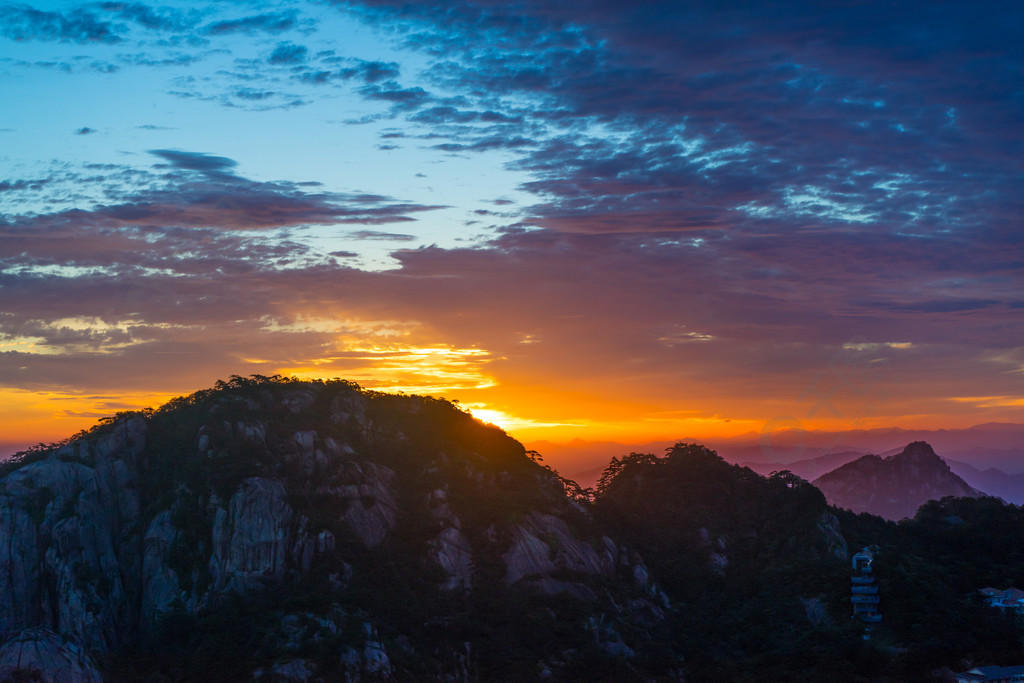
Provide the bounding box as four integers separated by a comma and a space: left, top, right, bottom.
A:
0, 628, 103, 683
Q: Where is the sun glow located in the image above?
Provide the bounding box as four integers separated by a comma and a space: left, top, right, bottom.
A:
275, 343, 497, 394
949, 395, 1024, 408
0, 387, 176, 453
461, 403, 585, 433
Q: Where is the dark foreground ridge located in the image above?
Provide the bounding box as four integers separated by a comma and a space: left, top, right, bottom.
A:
1, 376, 1023, 681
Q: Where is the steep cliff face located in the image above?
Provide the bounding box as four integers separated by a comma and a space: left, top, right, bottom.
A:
813, 441, 985, 520
0, 377, 665, 681
0, 417, 145, 655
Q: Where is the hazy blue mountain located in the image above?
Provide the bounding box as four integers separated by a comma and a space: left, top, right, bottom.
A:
739, 450, 868, 481
946, 460, 1024, 505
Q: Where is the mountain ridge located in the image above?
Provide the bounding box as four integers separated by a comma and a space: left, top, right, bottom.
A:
528, 423, 1024, 489
3, 377, 1024, 681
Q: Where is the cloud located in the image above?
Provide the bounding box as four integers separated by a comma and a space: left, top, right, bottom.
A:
100, 2, 202, 33
151, 149, 237, 176
358, 81, 432, 111
204, 10, 300, 36
0, 151, 445, 247
293, 57, 401, 87
349, 230, 416, 241
0, 5, 123, 43
335, 0, 1023, 244
0, 178, 48, 192
268, 41, 307, 65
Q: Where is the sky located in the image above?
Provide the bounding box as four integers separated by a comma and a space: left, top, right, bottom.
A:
1, 0, 1022, 454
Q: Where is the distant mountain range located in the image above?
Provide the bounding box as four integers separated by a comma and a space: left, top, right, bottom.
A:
735, 453, 1024, 507
533, 432, 1024, 516
945, 460, 1024, 506
528, 423, 1024, 501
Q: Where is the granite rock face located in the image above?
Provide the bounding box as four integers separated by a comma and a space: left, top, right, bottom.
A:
209, 477, 308, 593
0, 400, 355, 675
0, 417, 145, 654
140, 509, 183, 626
336, 462, 398, 547
503, 511, 617, 586
0, 627, 104, 683
430, 526, 475, 590
816, 511, 850, 561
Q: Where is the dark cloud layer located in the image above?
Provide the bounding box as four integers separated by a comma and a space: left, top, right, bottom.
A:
1, 0, 1021, 435
204, 10, 299, 36
343, 0, 1023, 242
0, 2, 208, 43
0, 4, 123, 43
0, 150, 444, 234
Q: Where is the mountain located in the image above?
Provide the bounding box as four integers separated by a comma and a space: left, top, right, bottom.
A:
730, 423, 1024, 468
740, 451, 1024, 505
589, 445, 1024, 681
591, 445, 854, 680
3, 378, 1024, 681
812, 441, 985, 520
0, 376, 664, 681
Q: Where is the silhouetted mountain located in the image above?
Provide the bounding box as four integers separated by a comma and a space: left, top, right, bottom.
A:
2, 379, 1023, 682
813, 441, 984, 520
0, 376, 663, 681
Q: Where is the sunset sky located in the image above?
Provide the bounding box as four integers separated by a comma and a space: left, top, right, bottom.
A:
1, 0, 1022, 454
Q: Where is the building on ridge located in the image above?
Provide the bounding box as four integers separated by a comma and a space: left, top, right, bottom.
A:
851, 546, 881, 637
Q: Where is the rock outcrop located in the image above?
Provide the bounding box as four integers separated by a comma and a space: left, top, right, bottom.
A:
209, 477, 308, 593
503, 511, 616, 586
336, 462, 398, 547
0, 627, 104, 683
0, 417, 145, 654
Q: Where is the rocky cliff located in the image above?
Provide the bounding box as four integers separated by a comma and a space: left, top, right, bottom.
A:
0, 376, 664, 681
813, 441, 985, 520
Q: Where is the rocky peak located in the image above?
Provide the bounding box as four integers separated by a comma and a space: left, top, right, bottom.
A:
813, 441, 984, 520
900, 440, 941, 461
